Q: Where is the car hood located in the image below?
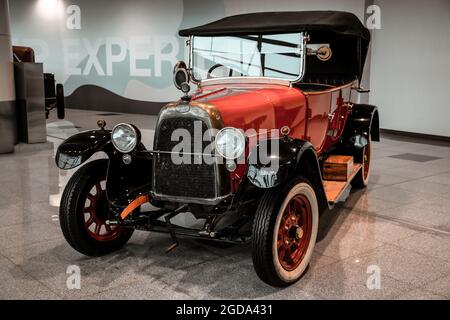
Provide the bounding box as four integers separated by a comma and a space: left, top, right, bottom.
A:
192, 84, 307, 135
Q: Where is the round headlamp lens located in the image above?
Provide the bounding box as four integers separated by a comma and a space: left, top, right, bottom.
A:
215, 127, 245, 160
111, 124, 138, 153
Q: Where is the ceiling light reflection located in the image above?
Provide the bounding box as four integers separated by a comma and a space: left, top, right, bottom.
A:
36, 0, 64, 21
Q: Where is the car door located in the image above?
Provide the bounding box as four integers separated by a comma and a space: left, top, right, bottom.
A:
327, 90, 344, 138
305, 92, 332, 153
324, 85, 352, 148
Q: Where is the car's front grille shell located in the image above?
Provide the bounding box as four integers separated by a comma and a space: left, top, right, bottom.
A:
152, 105, 229, 203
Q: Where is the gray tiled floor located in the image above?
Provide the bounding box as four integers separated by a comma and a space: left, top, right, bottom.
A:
0, 109, 449, 300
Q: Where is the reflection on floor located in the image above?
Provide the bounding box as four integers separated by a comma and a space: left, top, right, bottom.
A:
0, 109, 449, 300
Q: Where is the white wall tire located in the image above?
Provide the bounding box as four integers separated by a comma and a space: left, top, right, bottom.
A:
252, 177, 319, 286
352, 136, 372, 188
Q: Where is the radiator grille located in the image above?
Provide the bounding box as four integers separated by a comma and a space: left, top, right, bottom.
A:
155, 117, 212, 152
153, 153, 216, 199
153, 116, 217, 200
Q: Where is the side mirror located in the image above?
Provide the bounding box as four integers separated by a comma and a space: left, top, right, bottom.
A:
173, 61, 190, 90
306, 44, 332, 61
316, 46, 332, 61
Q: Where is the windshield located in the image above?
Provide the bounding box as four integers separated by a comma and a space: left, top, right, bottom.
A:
191, 33, 304, 82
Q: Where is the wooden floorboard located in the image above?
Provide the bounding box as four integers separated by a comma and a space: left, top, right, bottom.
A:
323, 164, 362, 204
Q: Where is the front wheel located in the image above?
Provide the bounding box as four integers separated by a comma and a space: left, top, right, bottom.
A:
252, 178, 319, 287
59, 159, 134, 256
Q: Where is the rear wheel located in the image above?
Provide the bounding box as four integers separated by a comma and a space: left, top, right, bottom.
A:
252, 178, 319, 286
352, 136, 371, 188
60, 159, 133, 256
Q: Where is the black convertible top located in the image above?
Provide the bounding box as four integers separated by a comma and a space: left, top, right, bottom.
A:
181, 11, 370, 82
179, 11, 370, 41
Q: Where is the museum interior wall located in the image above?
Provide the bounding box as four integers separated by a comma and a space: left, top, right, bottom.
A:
8, 0, 368, 114
370, 0, 450, 137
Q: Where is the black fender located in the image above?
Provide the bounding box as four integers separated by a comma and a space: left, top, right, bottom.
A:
55, 129, 113, 169
344, 104, 380, 149
55, 129, 152, 208
106, 150, 152, 208
247, 138, 328, 211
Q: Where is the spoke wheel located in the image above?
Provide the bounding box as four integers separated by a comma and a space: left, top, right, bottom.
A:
277, 194, 313, 272
83, 178, 123, 242
252, 177, 319, 287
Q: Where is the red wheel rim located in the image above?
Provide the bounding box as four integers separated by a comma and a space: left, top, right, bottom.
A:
363, 141, 371, 180
277, 194, 313, 271
83, 178, 123, 242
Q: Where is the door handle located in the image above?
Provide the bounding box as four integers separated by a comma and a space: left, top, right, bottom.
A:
328, 113, 335, 121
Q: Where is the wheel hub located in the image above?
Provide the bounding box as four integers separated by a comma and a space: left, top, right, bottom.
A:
94, 193, 109, 222
295, 226, 304, 240
288, 225, 304, 240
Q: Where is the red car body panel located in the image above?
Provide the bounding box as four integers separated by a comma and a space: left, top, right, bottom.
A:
193, 83, 307, 140
191, 82, 355, 191
193, 82, 354, 156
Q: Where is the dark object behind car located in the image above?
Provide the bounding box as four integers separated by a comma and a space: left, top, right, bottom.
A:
13, 45, 65, 119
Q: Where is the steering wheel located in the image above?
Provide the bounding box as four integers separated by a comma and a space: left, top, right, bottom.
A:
207, 64, 235, 79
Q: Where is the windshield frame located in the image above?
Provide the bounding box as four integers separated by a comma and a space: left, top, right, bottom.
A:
188, 32, 307, 86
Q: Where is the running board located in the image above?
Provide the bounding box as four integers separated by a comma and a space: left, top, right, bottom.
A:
323, 164, 362, 205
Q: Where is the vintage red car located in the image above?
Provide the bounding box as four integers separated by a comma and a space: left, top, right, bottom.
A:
56, 11, 379, 286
